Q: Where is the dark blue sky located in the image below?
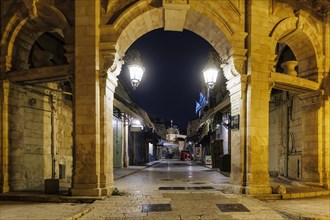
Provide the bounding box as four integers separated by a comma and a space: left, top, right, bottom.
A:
118, 29, 212, 130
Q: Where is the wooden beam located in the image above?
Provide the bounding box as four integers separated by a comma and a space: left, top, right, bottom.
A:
0, 65, 72, 83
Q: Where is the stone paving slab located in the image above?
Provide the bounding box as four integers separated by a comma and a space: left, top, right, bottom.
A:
263, 195, 330, 220
0, 201, 90, 220
78, 191, 284, 220
1, 161, 330, 220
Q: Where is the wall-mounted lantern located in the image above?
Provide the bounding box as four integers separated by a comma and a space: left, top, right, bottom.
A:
124, 49, 145, 90
202, 50, 226, 90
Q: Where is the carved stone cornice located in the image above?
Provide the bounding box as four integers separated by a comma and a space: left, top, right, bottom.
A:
299, 90, 324, 108
223, 48, 247, 81
99, 47, 120, 92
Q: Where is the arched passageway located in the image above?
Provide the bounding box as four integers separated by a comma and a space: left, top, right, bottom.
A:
1, 0, 329, 197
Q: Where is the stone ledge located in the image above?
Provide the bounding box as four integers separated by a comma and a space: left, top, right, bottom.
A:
271, 72, 320, 93
282, 190, 330, 199
0, 192, 105, 203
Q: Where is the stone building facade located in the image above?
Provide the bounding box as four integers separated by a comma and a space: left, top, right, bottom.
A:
1, 0, 329, 196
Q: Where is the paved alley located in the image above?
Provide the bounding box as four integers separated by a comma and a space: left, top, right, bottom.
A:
79, 160, 284, 220
1, 159, 329, 220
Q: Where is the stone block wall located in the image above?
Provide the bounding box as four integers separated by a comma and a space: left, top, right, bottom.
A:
269, 91, 303, 180
7, 83, 72, 191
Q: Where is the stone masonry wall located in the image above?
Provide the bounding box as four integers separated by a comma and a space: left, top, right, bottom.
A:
8, 83, 72, 191
269, 91, 303, 180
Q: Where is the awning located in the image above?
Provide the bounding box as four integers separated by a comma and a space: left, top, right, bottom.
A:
157, 139, 178, 148
199, 98, 231, 128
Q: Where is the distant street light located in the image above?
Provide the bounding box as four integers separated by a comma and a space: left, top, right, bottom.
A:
202, 50, 225, 90
125, 49, 145, 90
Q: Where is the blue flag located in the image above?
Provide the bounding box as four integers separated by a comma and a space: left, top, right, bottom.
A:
195, 101, 201, 114
196, 92, 205, 114
199, 92, 205, 105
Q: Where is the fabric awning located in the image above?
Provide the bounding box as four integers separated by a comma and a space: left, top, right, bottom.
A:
199, 98, 230, 128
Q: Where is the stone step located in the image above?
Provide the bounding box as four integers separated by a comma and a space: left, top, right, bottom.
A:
282, 190, 330, 199
251, 194, 282, 200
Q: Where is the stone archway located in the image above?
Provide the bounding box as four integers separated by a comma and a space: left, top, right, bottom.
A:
269, 15, 323, 81
1, 1, 70, 72
0, 1, 72, 193
104, 0, 247, 80
100, 0, 249, 194
268, 13, 329, 188
71, 0, 252, 196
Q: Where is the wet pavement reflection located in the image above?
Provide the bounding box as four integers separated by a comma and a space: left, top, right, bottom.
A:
115, 159, 229, 194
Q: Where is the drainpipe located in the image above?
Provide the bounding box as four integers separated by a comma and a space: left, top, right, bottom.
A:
242, 0, 251, 194
49, 94, 56, 179
285, 92, 290, 177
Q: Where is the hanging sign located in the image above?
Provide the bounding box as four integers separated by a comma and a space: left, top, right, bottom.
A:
230, 115, 240, 130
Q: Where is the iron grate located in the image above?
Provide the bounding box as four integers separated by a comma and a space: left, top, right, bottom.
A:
216, 203, 250, 212
158, 186, 214, 190
141, 204, 172, 212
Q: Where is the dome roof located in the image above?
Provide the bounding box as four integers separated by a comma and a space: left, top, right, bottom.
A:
167, 127, 179, 134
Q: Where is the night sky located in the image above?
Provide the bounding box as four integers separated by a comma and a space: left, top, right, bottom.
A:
118, 29, 213, 130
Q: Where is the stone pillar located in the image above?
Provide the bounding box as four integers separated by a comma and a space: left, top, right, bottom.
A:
245, 75, 272, 195
244, 0, 272, 195
123, 117, 129, 168
227, 74, 247, 192
321, 6, 330, 190
322, 91, 330, 189
0, 80, 9, 193
299, 91, 324, 183
99, 70, 117, 195
71, 0, 102, 196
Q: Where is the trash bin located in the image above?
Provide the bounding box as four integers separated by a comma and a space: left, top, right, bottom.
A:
44, 179, 59, 194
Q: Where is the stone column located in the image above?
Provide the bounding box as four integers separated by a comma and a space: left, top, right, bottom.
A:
0, 80, 9, 193
71, 0, 102, 196
321, 7, 330, 190
123, 116, 129, 168
98, 42, 122, 194
322, 90, 330, 189
244, 0, 272, 195
245, 75, 272, 195
226, 74, 247, 193
99, 70, 117, 195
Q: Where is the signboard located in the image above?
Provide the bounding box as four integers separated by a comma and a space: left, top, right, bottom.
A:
231, 115, 240, 130
130, 127, 143, 132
